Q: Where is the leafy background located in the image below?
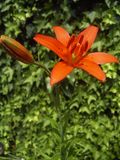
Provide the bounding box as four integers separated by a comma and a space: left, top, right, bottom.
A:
0, 0, 120, 159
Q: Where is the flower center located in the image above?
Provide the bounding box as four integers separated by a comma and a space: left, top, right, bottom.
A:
72, 53, 76, 61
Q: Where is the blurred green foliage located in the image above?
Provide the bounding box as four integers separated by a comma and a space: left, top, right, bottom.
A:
0, 0, 120, 159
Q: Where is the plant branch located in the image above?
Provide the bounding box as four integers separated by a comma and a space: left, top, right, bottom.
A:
34, 61, 51, 76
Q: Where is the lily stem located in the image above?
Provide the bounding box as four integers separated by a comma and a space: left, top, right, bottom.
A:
34, 61, 50, 75
53, 86, 65, 160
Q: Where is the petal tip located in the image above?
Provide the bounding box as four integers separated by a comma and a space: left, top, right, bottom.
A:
101, 72, 106, 82
50, 79, 55, 87
116, 58, 119, 63
52, 26, 58, 30
101, 77, 106, 82
89, 25, 99, 31
33, 34, 39, 41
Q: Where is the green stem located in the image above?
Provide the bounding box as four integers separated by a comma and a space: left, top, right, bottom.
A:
0, 156, 10, 160
33, 61, 50, 75
53, 86, 65, 160
0, 154, 20, 160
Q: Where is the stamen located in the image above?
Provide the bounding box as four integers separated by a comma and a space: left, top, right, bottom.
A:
84, 41, 88, 52
69, 43, 76, 53
72, 53, 76, 60
80, 41, 88, 55
74, 43, 80, 56
80, 45, 84, 55
67, 34, 76, 48
78, 35, 84, 44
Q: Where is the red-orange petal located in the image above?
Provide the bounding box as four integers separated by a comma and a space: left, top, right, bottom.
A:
33, 34, 69, 61
83, 52, 119, 64
77, 59, 106, 82
52, 26, 70, 46
77, 25, 99, 53
50, 61, 74, 86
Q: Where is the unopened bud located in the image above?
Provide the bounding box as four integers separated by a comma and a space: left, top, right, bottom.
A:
0, 35, 35, 64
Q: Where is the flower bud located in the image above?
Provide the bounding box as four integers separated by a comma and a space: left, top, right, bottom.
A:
0, 35, 35, 64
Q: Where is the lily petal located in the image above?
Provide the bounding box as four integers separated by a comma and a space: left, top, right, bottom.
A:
83, 52, 119, 64
34, 34, 69, 61
50, 61, 74, 86
77, 25, 99, 52
52, 26, 70, 46
77, 59, 106, 82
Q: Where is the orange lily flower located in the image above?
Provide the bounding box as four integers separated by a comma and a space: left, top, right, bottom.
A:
0, 35, 35, 64
34, 25, 118, 86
